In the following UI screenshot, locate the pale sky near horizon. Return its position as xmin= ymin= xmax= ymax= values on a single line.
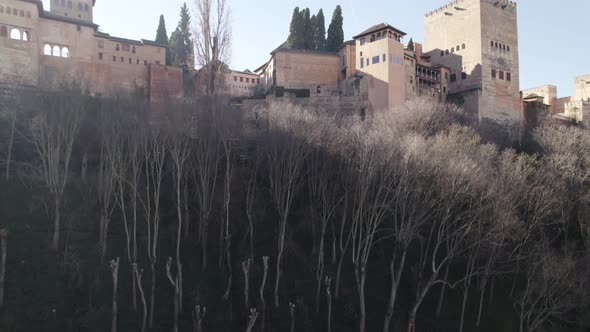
xmin=40 ymin=0 xmax=588 ymax=97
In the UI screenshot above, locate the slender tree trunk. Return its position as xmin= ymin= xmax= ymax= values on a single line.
xmin=274 ymin=216 xmax=287 ymax=308
xmin=175 ymin=174 xmax=183 ymax=312
xmin=289 ymin=303 xmax=296 ymax=332
xmin=435 ymin=265 xmax=450 ymax=317
xmin=407 ymin=275 xmax=436 ymax=332
xmin=223 ymin=235 xmax=232 ymax=301
xmin=183 ymin=182 xmax=190 ymax=239
xmin=335 ymin=247 xmax=346 ymax=299
xmin=110 ymin=258 xmax=120 ymax=332
xmin=260 ymin=256 xmax=269 ymax=331
xmin=245 ymin=309 xmax=258 ymax=332
xmin=326 ymin=277 xmax=332 ymax=332
xmin=81 ymin=152 xmax=88 ymax=184
xmin=149 ymin=260 xmax=156 ymax=329
xmin=242 ymin=259 xmax=251 ymax=309
xmin=476 ymin=274 xmax=488 ymax=327
xmin=52 ymin=198 xmax=61 ymax=251
xmin=201 ymin=220 xmax=208 ymax=270
xmin=247 ymin=213 xmax=254 ymax=260
xmin=315 ymin=224 xmax=327 ymax=314
xmin=5 ymin=111 xmax=15 ymax=181
xmin=0 ymin=230 xmax=7 ymax=307
xmin=134 ymin=264 xmax=147 ymax=332
xmin=384 ymin=250 xmax=407 ymax=332
xmin=355 ymin=265 xmax=367 ymax=332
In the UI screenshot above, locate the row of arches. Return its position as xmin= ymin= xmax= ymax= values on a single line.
xmin=0 ymin=26 xmax=31 ymax=41
xmin=0 ymin=5 xmax=32 ymax=18
xmin=440 ymin=43 xmax=466 ymax=57
xmin=44 ymin=44 xmax=70 ymax=58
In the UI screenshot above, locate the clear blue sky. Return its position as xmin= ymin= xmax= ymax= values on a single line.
xmin=41 ymin=0 xmax=588 ymax=97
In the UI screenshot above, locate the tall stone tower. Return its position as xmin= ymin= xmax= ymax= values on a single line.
xmin=424 ymin=0 xmax=521 ymax=141
xmin=50 ymin=0 xmax=95 ymax=23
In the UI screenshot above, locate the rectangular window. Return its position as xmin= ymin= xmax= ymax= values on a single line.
xmin=372 ymin=56 xmax=380 ymax=64
xmin=137 ymin=59 xmax=140 ymax=64
xmin=98 ymin=40 xmax=104 ymax=48
xmin=98 ymin=52 xmax=103 ymax=60
xmin=499 ymin=71 xmax=504 ymax=80
xmin=461 ymin=72 xmax=467 ymax=80
xmin=121 ymin=57 xmax=124 ymax=63
xmin=360 ymin=58 xmax=364 ymax=68
xmin=360 ymin=37 xmax=366 ymax=46
xmin=491 ymin=69 xmax=496 ymax=79
xmin=450 ymin=74 xmax=457 ymax=82
xmin=240 ymin=77 xmax=243 ymax=82
xmin=507 ymin=72 xmax=511 ymax=81
xmin=382 ymin=54 xmax=386 ymax=62
xmin=112 ymin=56 xmax=116 ymax=62
xmin=129 ymin=58 xmax=132 ymax=64
xmin=342 ymin=55 xmax=346 ymax=66
xmin=144 ymin=60 xmax=148 ymax=65
xmin=366 ymin=58 xmax=370 ymax=66
xmin=234 ymin=76 xmax=237 ymax=81
xmin=246 ymin=78 xmax=250 ymax=83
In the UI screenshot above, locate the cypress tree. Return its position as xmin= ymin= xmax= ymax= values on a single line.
xmin=170 ymin=3 xmax=195 ymax=68
xmin=314 ymin=9 xmax=326 ymax=51
xmin=302 ymin=8 xmax=313 ymax=50
xmin=326 ymin=5 xmax=344 ymax=52
xmin=155 ymin=15 xmax=171 ymax=65
xmin=407 ymin=37 xmax=415 ymax=51
xmin=287 ymin=7 xmax=301 ymax=49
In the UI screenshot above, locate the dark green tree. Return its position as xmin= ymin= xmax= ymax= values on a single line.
xmin=407 ymin=37 xmax=414 ymax=51
xmin=326 ymin=5 xmax=344 ymax=52
xmin=313 ymin=9 xmax=326 ymax=51
xmin=169 ymin=3 xmax=195 ymax=68
xmin=287 ymin=7 xmax=305 ymax=49
xmin=155 ymin=15 xmax=172 ymax=66
xmin=302 ymin=8 xmax=313 ymax=50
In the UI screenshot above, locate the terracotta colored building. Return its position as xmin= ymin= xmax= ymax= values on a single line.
xmin=0 ymin=0 xmax=182 ymax=102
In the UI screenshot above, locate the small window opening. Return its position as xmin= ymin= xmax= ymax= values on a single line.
xmin=44 ymin=44 xmax=52 ymax=55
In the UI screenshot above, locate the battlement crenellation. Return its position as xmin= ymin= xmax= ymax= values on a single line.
xmin=425 ymin=0 xmax=517 ymax=18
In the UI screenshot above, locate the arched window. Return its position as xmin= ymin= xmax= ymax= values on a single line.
xmin=84 ymin=4 xmax=89 ymax=12
xmin=491 ymin=41 xmax=494 ymax=47
xmin=456 ymin=45 xmax=460 ymax=51
xmin=132 ymin=46 xmax=136 ymax=54
xmin=451 ymin=47 xmax=454 ymax=53
xmin=61 ymin=47 xmax=69 ymax=58
xmin=0 ymin=26 xmax=7 ymax=38
xmin=115 ymin=44 xmax=120 ymax=51
xmin=52 ymin=45 xmax=60 ymax=56
xmin=19 ymin=10 xmax=24 ymax=17
xmin=44 ymin=44 xmax=52 ymax=55
xmin=445 ymin=49 xmax=449 ymax=55
xmin=462 ymin=43 xmax=466 ymax=49
xmin=22 ymin=31 xmax=29 ymax=41
xmin=440 ymin=51 xmax=444 ymax=57
xmin=12 ymin=8 xmax=18 ymax=16
xmin=10 ymin=28 xmax=20 ymax=40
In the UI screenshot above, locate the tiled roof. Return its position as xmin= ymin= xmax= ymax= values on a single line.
xmin=353 ymin=23 xmax=407 ymax=39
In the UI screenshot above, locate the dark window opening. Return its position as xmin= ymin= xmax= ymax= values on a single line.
xmin=450 ymin=73 xmax=457 ymax=82
xmin=115 ymin=44 xmax=120 ymax=51
xmin=0 ymin=26 xmax=6 ymax=38
xmin=112 ymin=56 xmax=116 ymax=62
xmin=98 ymin=52 xmax=103 ymax=60
xmin=372 ymin=56 xmax=380 ymax=64
xmin=121 ymin=57 xmax=124 ymax=63
xmin=499 ymin=71 xmax=504 ymax=80
xmin=491 ymin=69 xmax=496 ymax=79
xmin=462 ymin=43 xmax=466 ymax=49
xmin=360 ymin=58 xmax=364 ymax=68
xmin=461 ymin=72 xmax=467 ymax=80
xmin=129 ymin=58 xmax=132 ymax=64
xmin=507 ymin=72 xmax=511 ymax=81
xmin=132 ymin=46 xmax=136 ymax=54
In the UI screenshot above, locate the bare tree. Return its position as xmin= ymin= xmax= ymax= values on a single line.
xmin=166 ymin=257 xmax=181 ymax=332
xmin=289 ymin=302 xmax=296 ymax=332
xmin=141 ymin=130 xmax=167 ymax=328
xmin=515 ymin=249 xmax=585 ymax=332
xmin=263 ymin=102 xmax=310 ymax=308
xmin=169 ymin=132 xmax=191 ymax=311
xmin=325 ymin=277 xmax=332 ymax=332
xmin=133 ymin=263 xmax=148 ymax=332
xmin=383 ymin=160 xmax=434 ymax=332
xmin=192 ymin=121 xmax=219 ymax=271
xmin=109 ymin=258 xmax=120 ymax=332
xmin=97 ymin=120 xmax=118 ymax=263
xmin=1 ymin=86 xmax=20 ymax=181
xmin=245 ymin=156 xmax=258 ymax=260
xmin=350 ymin=132 xmax=397 ymax=332
xmin=0 ymin=229 xmax=7 ymax=307
xmin=30 ymin=89 xmax=81 ymax=251
xmin=193 ymin=0 xmax=232 ymax=95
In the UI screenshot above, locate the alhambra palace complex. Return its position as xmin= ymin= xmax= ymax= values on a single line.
xmin=0 ymin=0 xmax=588 ymax=135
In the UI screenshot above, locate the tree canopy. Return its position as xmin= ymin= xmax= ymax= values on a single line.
xmin=169 ymin=3 xmax=195 ymax=69
xmin=155 ymin=15 xmax=172 ymax=66
xmin=287 ymin=6 xmax=337 ymax=51
xmin=326 ymin=5 xmax=344 ymax=52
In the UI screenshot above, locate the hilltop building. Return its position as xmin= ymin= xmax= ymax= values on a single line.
xmin=522 ymin=75 xmax=590 ymax=126
xmin=0 ymin=0 xmax=182 ymax=103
